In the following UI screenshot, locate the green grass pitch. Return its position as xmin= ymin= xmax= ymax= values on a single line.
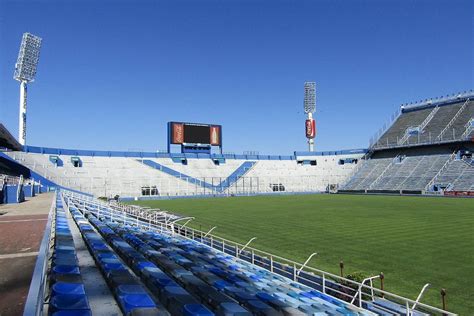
xmin=128 ymin=194 xmax=473 ymax=314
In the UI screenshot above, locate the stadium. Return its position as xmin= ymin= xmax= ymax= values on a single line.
xmin=0 ymin=1 xmax=473 ymax=316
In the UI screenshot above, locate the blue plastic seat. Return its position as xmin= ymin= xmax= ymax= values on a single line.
xmin=120 ymin=294 xmax=156 ymax=314
xmin=183 ymin=304 xmax=214 ymax=316
xmin=49 ymin=294 xmax=90 ymax=312
xmin=217 ymin=302 xmax=251 ymax=316
xmin=117 ymin=284 xmax=147 ymax=296
xmin=52 ymin=283 xmax=86 ymax=296
xmin=52 ymin=310 xmax=92 ymax=316
xmin=103 ymin=262 xmax=126 ymax=272
xmin=52 ymin=265 xmax=81 ymax=275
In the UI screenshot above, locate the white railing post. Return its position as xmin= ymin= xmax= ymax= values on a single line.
xmin=411 ymin=283 xmax=431 ymax=314
xmin=297 ymin=252 xmax=318 ymax=275
xmin=322 ymin=274 xmax=326 ymax=293
xmin=238 ymin=237 xmax=257 ymax=255
xmin=203 ymin=226 xmax=217 ymax=238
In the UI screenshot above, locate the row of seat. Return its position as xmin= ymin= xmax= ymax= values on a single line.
xmin=48 ymin=195 xmax=91 ymax=316
xmin=80 ymin=207 xmax=246 ymax=316
xmin=66 ymin=196 xmax=369 ymax=316
xmin=68 ymin=203 xmax=167 ymax=315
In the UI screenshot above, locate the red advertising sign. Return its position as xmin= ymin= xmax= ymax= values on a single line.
xmin=171 ymin=123 xmax=184 ymax=144
xmin=305 ymin=119 xmax=316 ymax=139
xmin=210 ymin=126 xmax=220 ymax=145
xmin=444 ymin=191 xmax=474 ymax=197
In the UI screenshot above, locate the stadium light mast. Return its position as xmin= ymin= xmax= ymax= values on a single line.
xmin=13 ymin=33 xmax=42 ymax=146
xmin=304 ymin=82 xmax=316 ymax=151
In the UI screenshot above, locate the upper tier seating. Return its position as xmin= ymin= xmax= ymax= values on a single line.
xmin=373 ymin=100 xmax=474 ymax=149
xmin=375 ymin=108 xmax=432 ymax=148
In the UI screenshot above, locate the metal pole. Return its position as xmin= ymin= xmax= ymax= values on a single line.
xmin=18 ymin=81 xmax=27 ymax=145
xmin=238 ymin=237 xmax=257 ymax=254
xmin=441 ymin=288 xmax=447 ymax=313
xmin=297 ymin=252 xmax=317 ymax=275
xmin=203 ymin=226 xmax=217 ymax=237
xmin=411 ymin=283 xmax=431 ymax=312
xmin=380 ymin=272 xmax=385 ymax=298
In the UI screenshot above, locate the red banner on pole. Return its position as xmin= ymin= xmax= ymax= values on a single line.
xmin=306 ymin=119 xmax=316 ymax=139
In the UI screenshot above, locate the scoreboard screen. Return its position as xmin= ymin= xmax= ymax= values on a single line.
xmin=184 ymin=124 xmax=210 ymax=144
xmin=169 ymin=122 xmax=221 ymax=146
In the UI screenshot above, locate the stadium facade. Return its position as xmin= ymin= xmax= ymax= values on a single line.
xmin=2 ymin=91 xmax=473 ymax=200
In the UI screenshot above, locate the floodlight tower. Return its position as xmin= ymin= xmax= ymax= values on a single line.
xmin=304 ymin=82 xmax=316 ymax=151
xmin=13 ymin=33 xmax=42 ymax=146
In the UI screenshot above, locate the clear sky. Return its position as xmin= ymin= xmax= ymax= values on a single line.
xmin=0 ymin=0 xmax=472 ymax=154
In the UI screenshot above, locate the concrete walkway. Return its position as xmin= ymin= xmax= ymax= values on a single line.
xmin=0 ymin=193 xmax=53 ymax=316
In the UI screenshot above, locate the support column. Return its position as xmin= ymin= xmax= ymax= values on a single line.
xmin=18 ymin=81 xmax=28 ymax=145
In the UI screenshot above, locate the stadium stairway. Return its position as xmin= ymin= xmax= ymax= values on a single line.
xmin=138 ymin=159 xmax=256 ymax=193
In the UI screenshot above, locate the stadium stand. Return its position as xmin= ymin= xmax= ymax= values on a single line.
xmin=5 ymin=147 xmax=365 ymax=198
xmin=342 ymin=92 xmax=474 ymax=194
xmin=24 ymin=189 xmax=454 ymax=315
xmin=372 ymin=93 xmax=473 ymax=149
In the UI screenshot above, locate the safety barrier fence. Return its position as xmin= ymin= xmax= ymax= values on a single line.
xmin=23 ymin=195 xmax=56 ymax=316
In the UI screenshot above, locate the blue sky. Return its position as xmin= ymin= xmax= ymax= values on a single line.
xmin=0 ymin=0 xmax=472 ymax=154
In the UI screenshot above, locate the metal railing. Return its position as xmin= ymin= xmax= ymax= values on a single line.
xmin=62 ymin=189 xmax=456 ymax=316
xmin=437 ymin=98 xmax=470 ymax=140
xmin=23 ymin=194 xmax=56 ymax=316
xmin=425 ymin=151 xmax=456 ymax=192
xmin=460 ymin=118 xmax=474 ymax=139
xmin=398 ymin=106 xmax=439 ymax=146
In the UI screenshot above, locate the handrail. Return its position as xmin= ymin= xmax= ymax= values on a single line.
xmin=238 ymin=237 xmax=257 ymax=255
xmin=203 ymin=226 xmax=218 ymax=238
xmin=461 ymin=118 xmax=474 ymax=139
xmin=398 ymin=106 xmax=439 ymax=146
xmin=297 ymin=252 xmax=317 ymax=275
xmin=62 ymin=190 xmax=457 ymax=316
xmin=411 ymin=283 xmax=431 ymax=313
xmin=425 ymin=151 xmax=456 ymax=192
xmin=367 ymin=157 xmax=396 ymax=190
xmin=23 ymin=193 xmax=55 ymax=316
xmin=350 ymin=275 xmax=380 ymax=307
xmin=437 ymin=98 xmax=470 ymax=140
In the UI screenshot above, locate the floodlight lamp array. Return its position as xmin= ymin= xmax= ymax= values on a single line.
xmin=304 ymin=82 xmax=316 ymax=114
xmin=14 ymin=33 xmax=42 ymax=82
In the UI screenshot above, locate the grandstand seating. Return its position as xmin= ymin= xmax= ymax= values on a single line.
xmin=49 ymin=195 xmax=91 ymax=315
xmin=342 ymin=153 xmax=474 ymax=193
xmin=6 ymin=150 xmax=363 ymax=198
xmin=434 ymin=159 xmax=474 ymax=191
xmin=50 ymin=191 xmax=379 ymax=315
xmin=373 ymin=99 xmax=474 ymax=149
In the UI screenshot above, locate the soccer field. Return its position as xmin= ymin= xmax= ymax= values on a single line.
xmin=129 ymin=194 xmax=473 ymax=314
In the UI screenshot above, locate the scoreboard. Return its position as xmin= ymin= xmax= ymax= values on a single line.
xmin=168 ymin=122 xmax=222 ymax=153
